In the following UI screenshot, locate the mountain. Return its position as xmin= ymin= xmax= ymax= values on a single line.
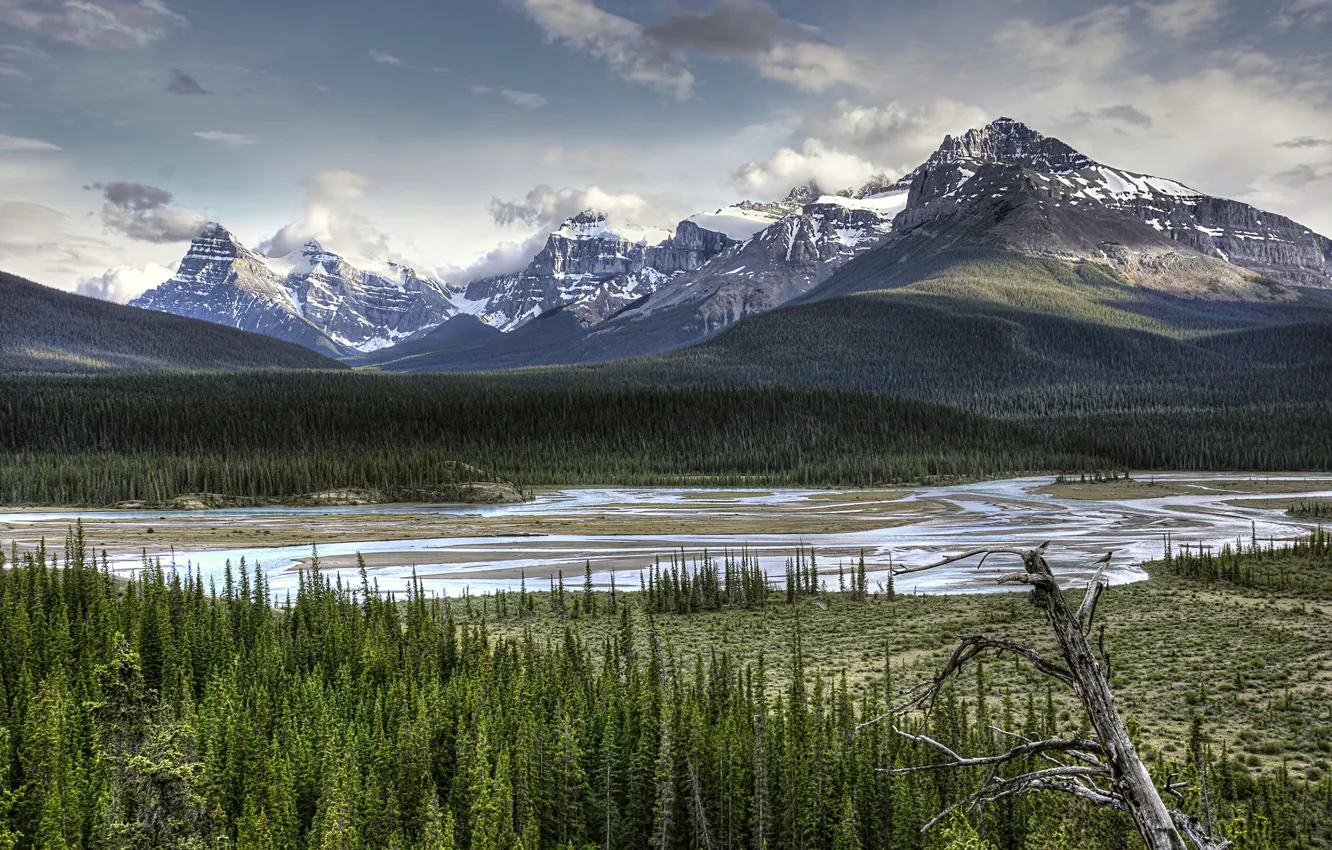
xmin=588 ymin=182 xmax=909 ymax=348
xmin=873 ymin=116 xmax=1330 ymax=294
xmin=366 ymin=117 xmax=1332 ymax=373
xmin=360 ymin=181 xmax=910 ymax=371
xmin=461 ymin=213 xmax=735 ymax=329
xmin=0 ymin=271 xmax=342 ymax=372
xmin=131 ymin=224 xmax=463 ymax=355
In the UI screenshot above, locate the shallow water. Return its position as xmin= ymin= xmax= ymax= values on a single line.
xmin=3 ymin=473 xmax=1327 ymax=598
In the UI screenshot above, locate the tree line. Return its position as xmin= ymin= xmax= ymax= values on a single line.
xmin=2 ymin=373 xmax=1329 ymax=505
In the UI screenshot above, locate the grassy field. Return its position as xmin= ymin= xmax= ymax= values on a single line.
xmin=484 ymin=549 xmax=1332 ymax=784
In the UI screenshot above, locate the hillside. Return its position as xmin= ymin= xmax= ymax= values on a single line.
xmin=0 ymin=271 xmax=343 ymax=372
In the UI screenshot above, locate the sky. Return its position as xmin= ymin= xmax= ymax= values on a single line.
xmin=0 ymin=0 xmax=1330 ymax=301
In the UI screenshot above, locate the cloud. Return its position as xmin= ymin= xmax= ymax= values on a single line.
xmin=1274 ymin=0 xmax=1332 ymax=27
xmin=258 ymin=170 xmax=401 ymax=263
xmin=489 ymin=184 xmax=650 ymax=228
xmin=519 ymin=0 xmax=695 ymax=100
xmin=993 ymin=7 xmax=1131 ymax=73
xmin=776 ymin=99 xmax=990 ymax=180
xmin=0 ymin=133 xmax=61 ymax=151
xmin=0 ymin=200 xmax=125 ymax=280
xmin=0 ymin=41 xmax=48 ymax=73
xmin=93 ymin=180 xmax=207 ymax=242
xmin=752 ymin=40 xmax=866 ymax=93
xmin=644 ymin=0 xmax=787 ymax=54
xmin=472 ymin=84 xmax=548 ymax=108
xmin=368 ymin=50 xmax=404 ymax=66
xmin=75 ymin=261 xmax=173 ymax=303
xmin=730 ymin=139 xmax=882 ymax=196
xmin=499 ymin=88 xmax=548 ymax=108
xmin=192 ymin=130 xmax=256 ymax=147
xmin=1071 ymin=104 xmax=1155 ymax=129
xmin=166 ymin=68 xmax=211 ymax=95
xmin=444 ymin=184 xmax=657 ymax=281
xmin=0 ymin=0 xmax=186 ymax=49
xmin=1277 ymin=136 xmax=1332 ymax=148
xmin=1141 ymin=0 xmax=1225 ymax=36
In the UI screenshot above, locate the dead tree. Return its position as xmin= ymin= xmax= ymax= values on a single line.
xmin=863 ymin=545 xmax=1229 ymax=850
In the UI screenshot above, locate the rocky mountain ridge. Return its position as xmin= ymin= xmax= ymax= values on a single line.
xmin=899 ymin=117 xmax=1332 ymax=289
xmin=138 ymin=118 xmax=1332 ymax=364
xmin=131 ymin=224 xmax=462 ymax=354
xmin=461 ymin=212 xmax=735 ymax=329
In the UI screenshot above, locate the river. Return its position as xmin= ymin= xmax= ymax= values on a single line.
xmin=1 ymin=473 xmax=1327 ymax=597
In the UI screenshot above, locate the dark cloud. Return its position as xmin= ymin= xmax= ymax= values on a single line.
xmin=645 ymin=0 xmax=787 ymax=55
xmin=166 ymin=68 xmax=212 ymax=95
xmin=1096 ymin=105 xmax=1153 ymax=128
xmin=1277 ymin=136 xmax=1332 ymax=148
xmin=91 ymin=180 xmax=208 ymax=242
xmin=1071 ymin=105 xmax=1153 ymax=128
xmin=1269 ymin=163 xmax=1329 ymax=188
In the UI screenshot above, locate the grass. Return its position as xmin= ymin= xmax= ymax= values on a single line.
xmin=482 ymin=550 xmax=1332 ymax=782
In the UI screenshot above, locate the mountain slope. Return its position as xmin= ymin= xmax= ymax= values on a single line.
xmin=461 ymin=214 xmax=735 ymax=329
xmin=131 ymin=224 xmax=462 ymax=355
xmin=0 ymin=271 xmax=342 ymax=372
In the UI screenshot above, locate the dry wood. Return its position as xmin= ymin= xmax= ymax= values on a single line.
xmin=872 ymin=545 xmax=1232 ymax=850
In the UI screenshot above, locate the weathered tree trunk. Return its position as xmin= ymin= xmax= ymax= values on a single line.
xmin=1020 ymin=551 xmax=1188 ymax=850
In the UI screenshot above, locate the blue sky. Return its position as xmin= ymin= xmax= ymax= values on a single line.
xmin=1 ymin=0 xmax=1330 ymax=300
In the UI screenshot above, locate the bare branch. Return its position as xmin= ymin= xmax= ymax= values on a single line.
xmin=881 ymin=729 xmax=1104 ymax=776
xmin=997 ymin=571 xmax=1056 ymax=589
xmin=1170 ymin=810 xmax=1234 ymax=850
xmin=890 ymin=548 xmax=1028 ymax=577
xmin=858 ymin=636 xmax=1075 ymax=729
xmin=919 ymin=765 xmax=1116 ymax=832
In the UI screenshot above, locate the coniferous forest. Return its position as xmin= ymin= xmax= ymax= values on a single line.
xmin=1 ymin=527 xmax=1330 ymax=850
xmin=2 ymin=372 xmax=1330 ymax=505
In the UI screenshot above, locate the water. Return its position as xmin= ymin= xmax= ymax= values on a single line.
xmin=3 ymin=473 xmax=1327 ymax=597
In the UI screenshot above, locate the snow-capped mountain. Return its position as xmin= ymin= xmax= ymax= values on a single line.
xmin=131 ymin=224 xmax=463 ymax=354
xmin=461 ymin=213 xmax=734 ymax=329
xmin=898 ymin=117 xmax=1332 ymax=288
xmin=584 ymin=181 xmax=909 ymax=342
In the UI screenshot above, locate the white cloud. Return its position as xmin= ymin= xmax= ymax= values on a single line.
xmin=473 ymin=84 xmax=549 ymax=108
xmin=993 ymin=7 xmax=1132 ymax=73
xmin=368 ymin=49 xmax=404 ymax=66
xmin=730 ymin=139 xmax=882 ymax=196
xmin=500 ymin=88 xmax=548 ymax=108
xmin=0 ymin=133 xmax=60 ymax=151
xmin=1141 ymin=0 xmax=1225 ymax=37
xmin=753 ymin=41 xmax=866 ymax=93
xmin=519 ymin=0 xmax=695 ymax=100
xmin=0 ymin=0 xmax=187 ymax=50
xmin=259 ymin=170 xmax=402 ymax=264
xmin=192 ymin=130 xmax=256 ymax=147
xmin=442 ymin=184 xmax=660 ymax=281
xmin=793 ymin=99 xmax=991 ymax=171
xmin=75 ymin=261 xmax=173 ymax=302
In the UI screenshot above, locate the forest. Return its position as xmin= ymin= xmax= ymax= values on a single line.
xmin=2 ymin=372 xmax=1330 ymax=505
xmin=0 ymin=525 xmax=1330 ymax=849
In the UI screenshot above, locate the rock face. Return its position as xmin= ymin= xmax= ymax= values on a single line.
xmin=132 ymin=224 xmax=462 ymax=354
xmin=590 ymin=183 xmax=909 ymax=344
xmin=899 ymin=118 xmax=1332 ymax=289
xmin=462 ymin=214 xmax=735 ymax=329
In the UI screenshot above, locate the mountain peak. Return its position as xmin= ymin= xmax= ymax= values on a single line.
xmin=784 ymin=183 xmax=824 ymax=205
xmin=197 ymin=221 xmax=237 ymax=242
xmin=930 ymin=117 xmax=1094 ymax=174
